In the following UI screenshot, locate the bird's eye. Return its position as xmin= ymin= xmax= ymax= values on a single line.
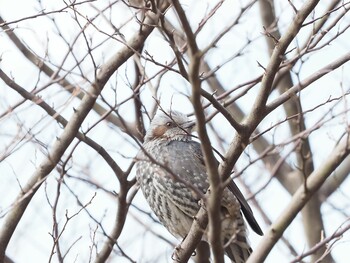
xmin=166 ymin=122 xmax=173 ymax=127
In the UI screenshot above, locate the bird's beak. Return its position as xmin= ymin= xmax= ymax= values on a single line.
xmin=182 ymin=120 xmax=196 ymax=131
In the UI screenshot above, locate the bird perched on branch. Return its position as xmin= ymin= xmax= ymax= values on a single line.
xmin=136 ymin=110 xmax=263 ymax=262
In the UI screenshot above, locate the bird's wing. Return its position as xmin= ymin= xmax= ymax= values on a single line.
xmin=157 ymin=140 xmax=263 ymax=235
xmin=159 ymin=140 xmax=209 ymax=217
xmin=227 ymin=181 xmax=263 ymax=235
xmin=188 ymin=140 xmax=263 ymax=236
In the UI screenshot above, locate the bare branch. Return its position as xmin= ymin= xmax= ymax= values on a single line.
xmin=247 ymin=134 xmax=350 ymax=263
xmin=0 ymin=3 xmax=162 ymax=260
xmin=266 ymin=51 xmax=350 ymax=113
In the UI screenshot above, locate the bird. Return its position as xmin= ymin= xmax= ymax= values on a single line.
xmin=136 ymin=110 xmax=263 ymax=262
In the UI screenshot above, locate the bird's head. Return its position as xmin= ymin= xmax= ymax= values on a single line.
xmin=144 ymin=110 xmax=195 ymax=143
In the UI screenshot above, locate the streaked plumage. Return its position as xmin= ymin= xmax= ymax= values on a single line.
xmin=136 ymin=110 xmax=263 ymax=262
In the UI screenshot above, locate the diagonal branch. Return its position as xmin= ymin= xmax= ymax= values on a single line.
xmin=171 ymin=0 xmax=224 ymax=261
xmin=0 ymin=68 xmax=126 ymax=183
xmin=319 ymin=154 xmax=350 ymax=199
xmin=0 ymin=5 xmax=162 ymax=261
xmin=161 ymin=11 xmax=300 ymax=195
xmin=221 ymin=0 xmax=320 ymax=187
xmin=0 ymin=15 xmax=139 ymax=140
xmin=246 ymin=134 xmax=350 ymax=263
xmin=258 ymin=1 xmax=340 ymax=261
xmin=246 ymin=0 xmax=320 ymax=126
xmin=266 ymin=51 xmax=350 ymax=113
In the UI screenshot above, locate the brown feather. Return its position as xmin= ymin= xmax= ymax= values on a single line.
xmin=151 ymin=125 xmax=167 ymax=139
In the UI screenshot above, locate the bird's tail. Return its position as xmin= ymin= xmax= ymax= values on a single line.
xmin=224 ymin=233 xmax=252 ymax=263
